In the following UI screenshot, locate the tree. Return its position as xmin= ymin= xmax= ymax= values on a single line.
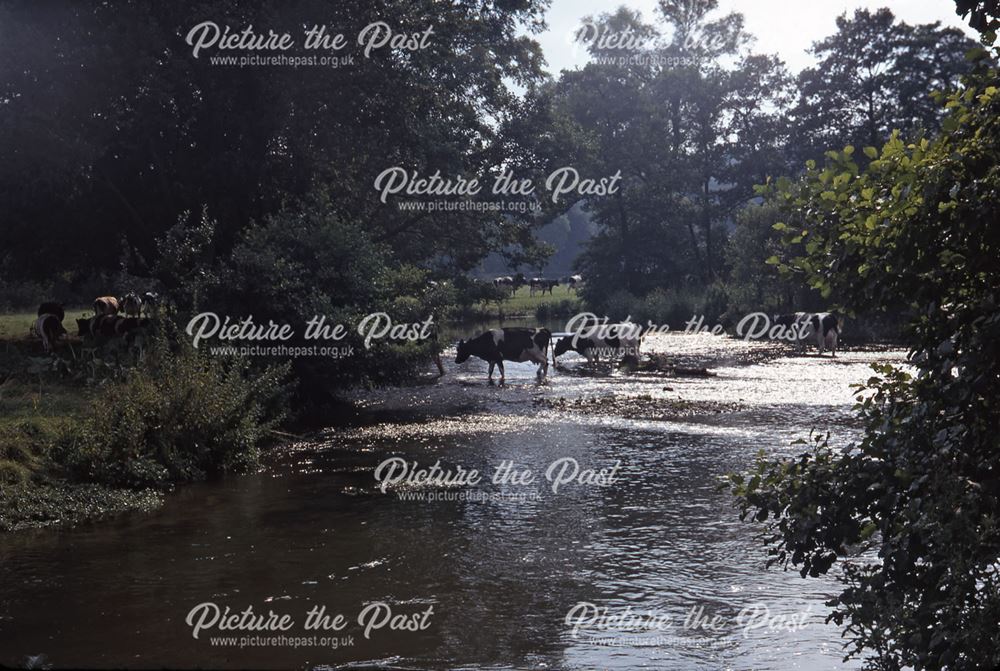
xmin=556 ymin=0 xmax=792 ymax=307
xmin=732 ymin=51 xmax=1000 ymax=670
xmin=723 ymin=202 xmax=801 ymax=313
xmin=955 ymin=0 xmax=1000 ymax=39
xmin=0 ymin=0 xmax=555 ymax=281
xmin=790 ymin=8 xmax=980 ymax=165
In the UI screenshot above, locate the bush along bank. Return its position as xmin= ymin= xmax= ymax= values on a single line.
xmin=0 ymin=330 xmax=290 ymax=532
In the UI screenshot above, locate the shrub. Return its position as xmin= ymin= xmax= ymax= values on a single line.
xmin=733 ymin=62 xmax=1000 ymax=669
xmin=60 ymin=334 xmax=290 ymax=489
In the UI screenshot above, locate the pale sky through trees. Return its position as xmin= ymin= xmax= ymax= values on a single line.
xmin=538 ymin=0 xmax=978 ymax=74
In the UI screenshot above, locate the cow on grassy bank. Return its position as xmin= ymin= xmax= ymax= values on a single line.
xmin=93 ymin=296 xmax=119 ymax=316
xmin=33 ymin=302 xmax=67 ymax=352
xmin=529 ymin=278 xmax=559 ymax=296
xmin=77 ymin=315 xmax=151 ymax=340
xmin=122 ymin=292 xmax=142 ymax=318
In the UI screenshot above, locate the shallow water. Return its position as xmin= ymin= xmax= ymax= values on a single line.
xmin=0 ymin=333 xmax=904 ymax=670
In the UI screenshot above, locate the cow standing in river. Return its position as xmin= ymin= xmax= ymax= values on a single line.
xmin=553 ymin=323 xmax=642 ymax=367
xmin=774 ymin=312 xmax=840 ymax=356
xmin=455 ymin=327 xmax=551 ymax=384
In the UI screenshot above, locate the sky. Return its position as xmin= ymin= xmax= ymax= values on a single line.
xmin=537 ymin=0 xmax=978 ymax=75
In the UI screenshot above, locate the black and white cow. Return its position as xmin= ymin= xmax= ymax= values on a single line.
xmin=552 ymin=323 xmax=642 ymax=366
xmin=774 ymin=312 xmax=840 ymax=356
xmin=529 ymin=278 xmax=559 ymax=296
xmin=567 ymin=274 xmax=583 ymax=292
xmin=121 ymin=292 xmax=142 ymax=318
xmin=492 ymin=276 xmax=515 ymax=296
xmin=455 ymin=327 xmax=551 ymax=384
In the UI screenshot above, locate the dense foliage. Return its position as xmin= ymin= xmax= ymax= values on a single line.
xmin=551 ymin=1 xmax=979 ymax=312
xmin=62 ymin=333 xmax=289 ymax=489
xmin=790 ymin=8 xmax=977 ymax=164
xmin=0 ymin=0 xmax=556 ymax=282
xmin=732 ymin=53 xmax=1000 ymax=669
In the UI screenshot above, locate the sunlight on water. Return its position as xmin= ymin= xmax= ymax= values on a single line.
xmin=0 ymin=333 xmax=906 ymax=670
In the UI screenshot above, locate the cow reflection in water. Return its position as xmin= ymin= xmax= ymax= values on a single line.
xmin=455 ymin=327 xmax=551 ymax=385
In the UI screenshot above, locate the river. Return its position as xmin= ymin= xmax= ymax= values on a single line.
xmin=0 ymin=330 xmax=903 ymax=670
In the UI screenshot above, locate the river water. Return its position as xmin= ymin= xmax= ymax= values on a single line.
xmin=0 ymin=330 xmax=903 ymax=670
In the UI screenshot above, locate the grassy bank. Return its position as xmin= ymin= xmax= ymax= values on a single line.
xmin=468 ymin=284 xmax=582 ymax=320
xmin=0 ymin=328 xmax=158 ymax=531
xmin=0 ymin=308 xmax=90 ymax=341
xmin=0 ymin=288 xmax=571 ymax=532
xmin=0 ymin=311 xmax=287 ymax=532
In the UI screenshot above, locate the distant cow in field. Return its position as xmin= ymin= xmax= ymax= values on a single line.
xmin=492 ymin=276 xmax=514 ymax=296
xmin=567 ymin=274 xmax=583 ymax=292
xmin=553 ymin=323 xmax=642 ymax=367
xmin=93 ymin=296 xmax=119 ymax=316
xmin=33 ymin=302 xmax=67 ymax=352
xmin=529 ymin=278 xmax=559 ymax=296
xmin=774 ymin=312 xmax=840 ymax=356
xmin=122 ymin=292 xmax=142 ymax=318
xmin=455 ymin=327 xmax=551 ymax=384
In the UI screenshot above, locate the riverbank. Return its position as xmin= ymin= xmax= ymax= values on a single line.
xmin=0 ymin=333 xmax=127 ymax=532
xmin=0 ymin=313 xmax=289 ymax=532
xmin=0 ymin=334 xmax=902 ymax=671
xmin=0 ymin=333 xmax=906 ymax=668
xmin=0 ymin=367 xmax=164 ymax=532
xmin=0 ymin=302 xmax=904 ymax=534
xmin=0 ymin=294 xmax=571 ymax=532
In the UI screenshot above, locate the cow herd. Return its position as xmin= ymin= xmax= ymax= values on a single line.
xmin=28 ymin=294 xmax=840 ymax=384
xmin=454 ymin=311 xmax=840 ymax=384
xmin=491 ymin=274 xmax=583 ymax=297
xmin=30 ymin=292 xmax=160 ymax=352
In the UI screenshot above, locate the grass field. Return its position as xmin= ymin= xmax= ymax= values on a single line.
xmin=0 ymin=309 xmax=93 ymax=487
xmin=0 ymin=308 xmax=90 ymax=342
xmin=478 ymin=284 xmax=583 ymax=318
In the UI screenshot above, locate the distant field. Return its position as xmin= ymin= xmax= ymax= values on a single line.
xmin=495 ymin=284 xmax=582 ymax=315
